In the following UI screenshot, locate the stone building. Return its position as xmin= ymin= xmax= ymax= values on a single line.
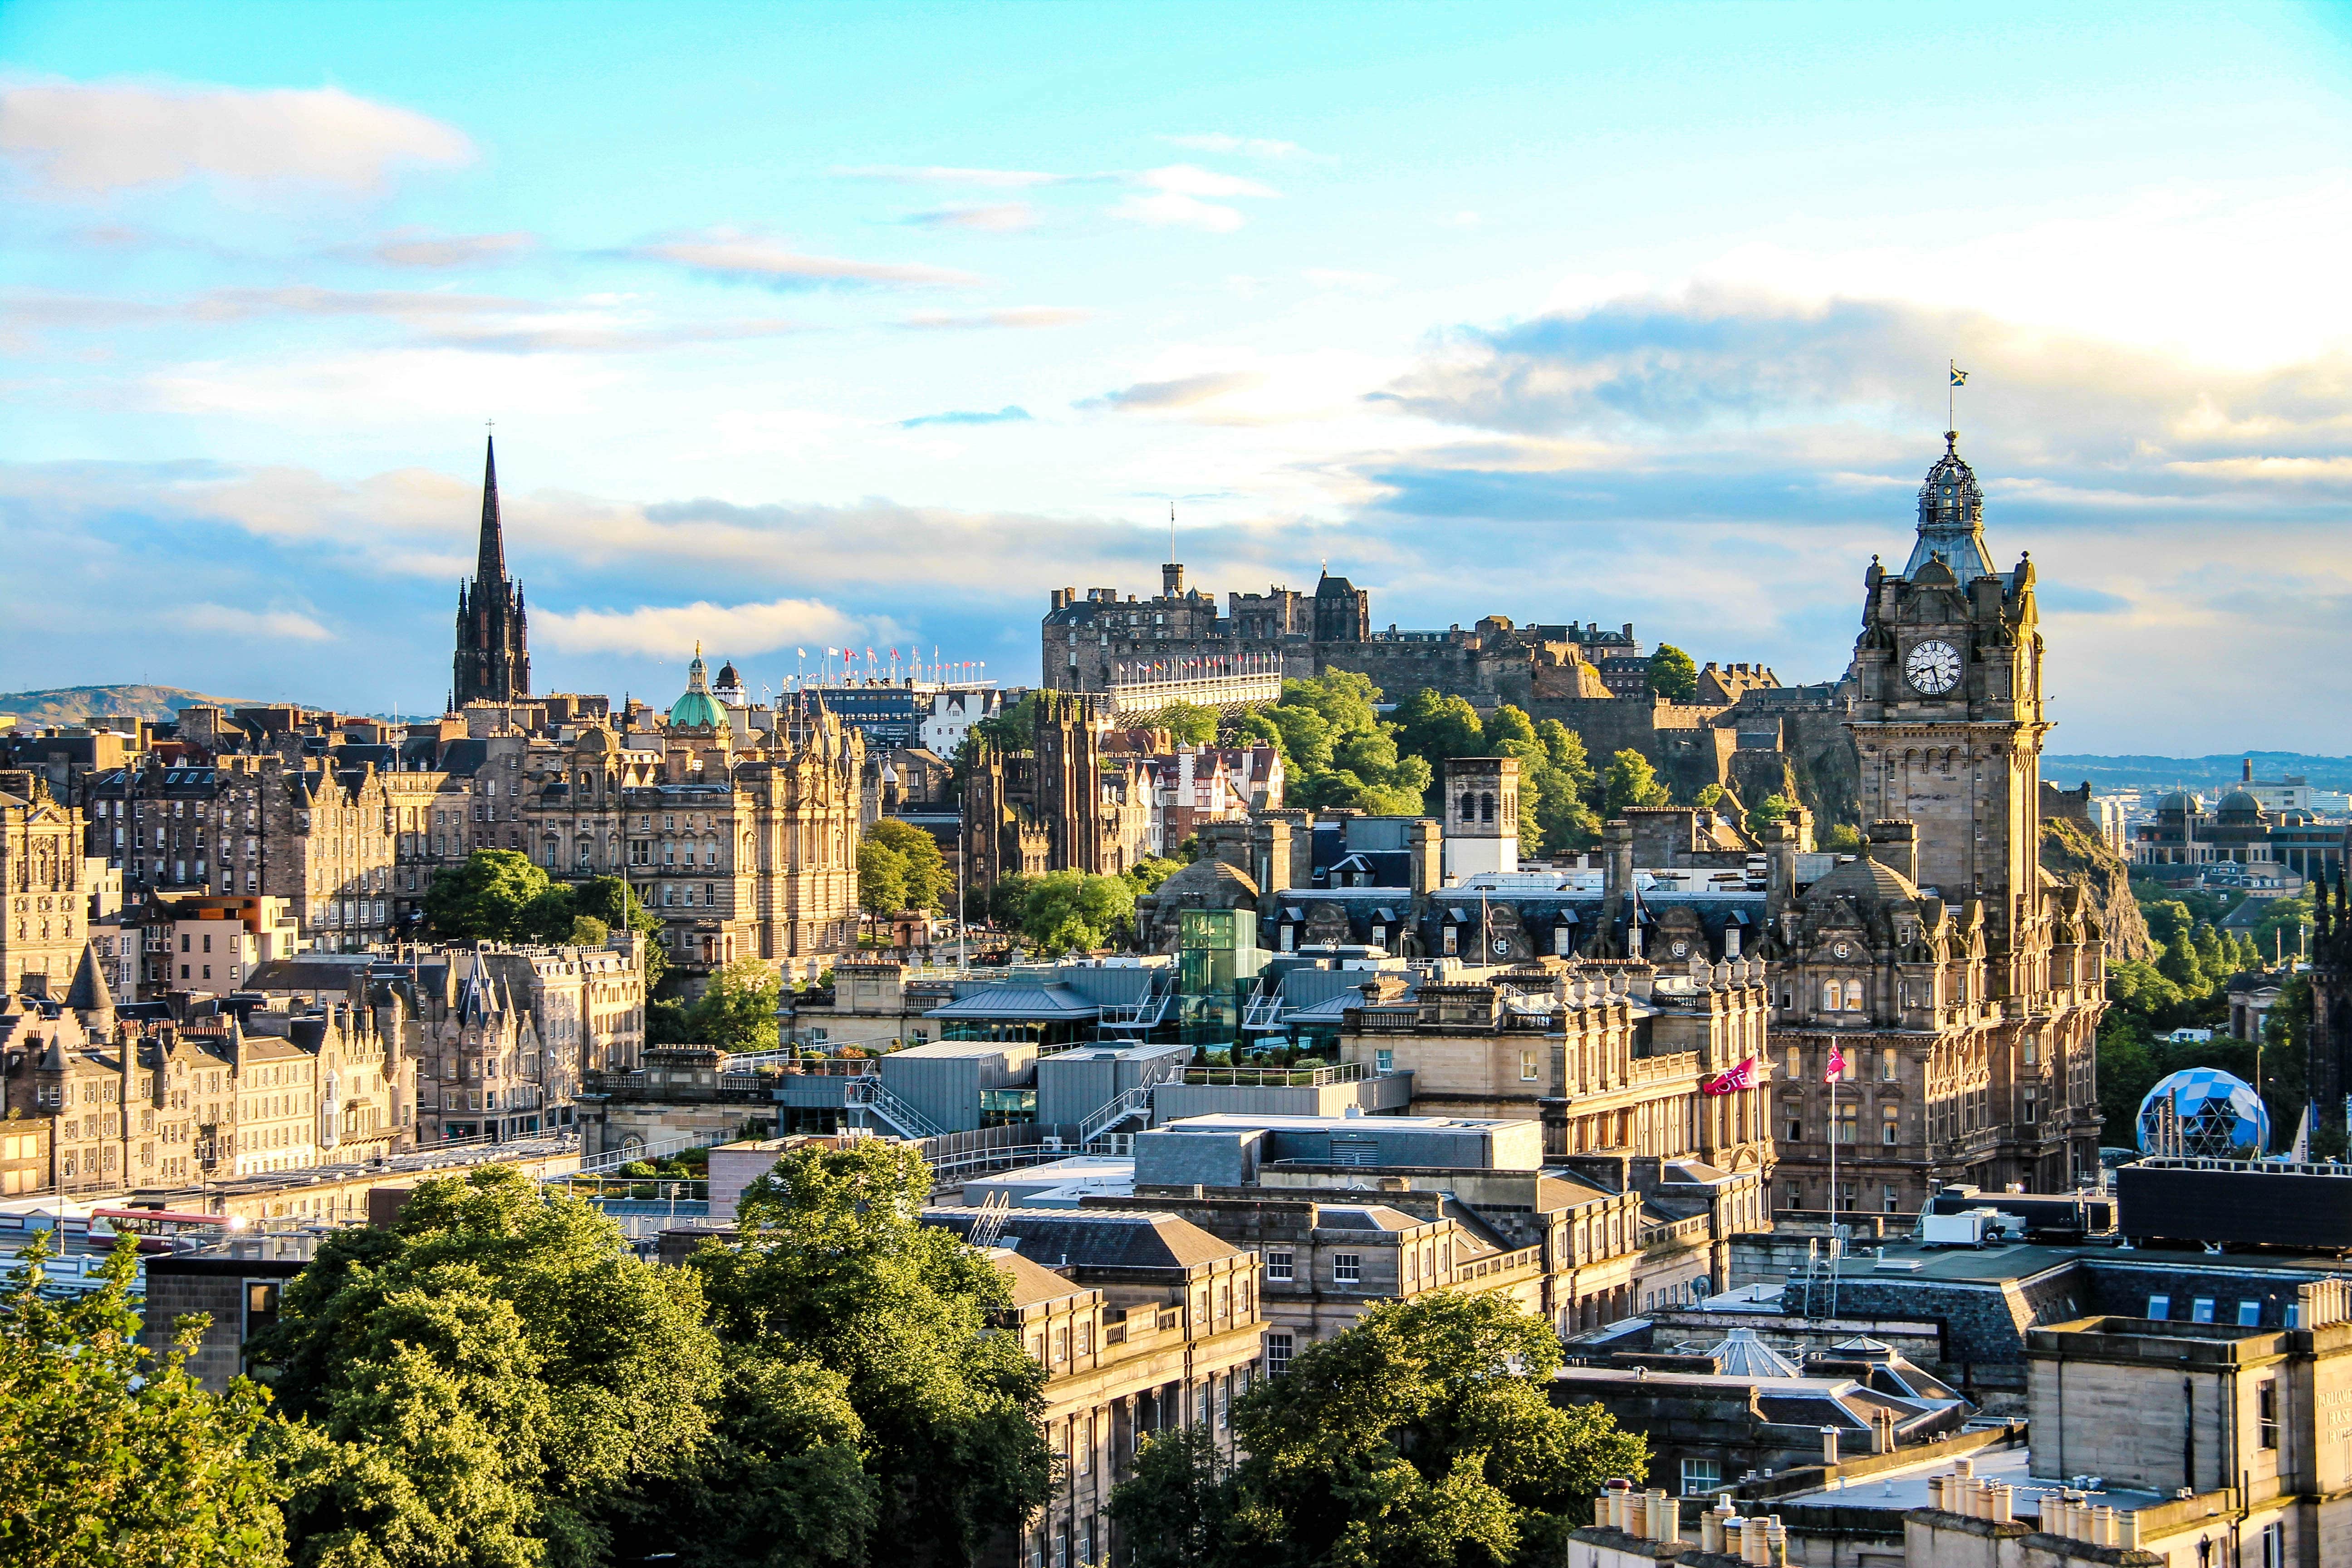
xmin=911 ymin=1208 xmax=1273 ymax=1568
xmin=1 ymin=769 xmax=88 ymax=996
xmin=451 ymin=435 xmax=530 ymax=709
xmin=1038 ymin=566 xmax=1860 ymax=818
xmin=962 ymin=691 xmax=1155 ymax=902
xmin=1763 ymin=434 xmax=2108 ymax=1210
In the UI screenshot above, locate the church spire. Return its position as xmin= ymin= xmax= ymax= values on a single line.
xmin=477 ymin=432 xmax=506 ymax=584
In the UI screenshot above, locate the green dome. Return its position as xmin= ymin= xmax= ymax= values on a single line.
xmin=668 ymin=645 xmax=727 ymax=730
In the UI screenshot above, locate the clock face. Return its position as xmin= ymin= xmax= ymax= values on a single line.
xmin=1905 ymin=638 xmax=1963 ymax=695
xmin=1670 ymin=940 xmax=1690 ymax=958
xmin=1832 ymin=941 xmax=1853 ymax=960
xmin=1490 ymin=936 xmax=1512 ymax=956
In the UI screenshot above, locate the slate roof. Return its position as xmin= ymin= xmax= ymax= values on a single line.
xmin=926 ymin=1207 xmax=1239 ymax=1273
xmin=923 ymin=982 xmax=1099 ymax=1021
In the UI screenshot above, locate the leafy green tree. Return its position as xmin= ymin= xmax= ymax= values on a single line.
xmin=987 ymin=872 xmax=1034 ymax=929
xmin=866 ymin=819 xmax=950 ymax=911
xmin=646 ymin=997 xmax=695 ymax=1047
xmin=1600 ymin=750 xmax=1670 ymax=818
xmin=1153 ymin=701 xmax=1220 ymax=746
xmin=574 ymin=876 xmax=667 ymax=986
xmin=1261 ymin=703 xmax=1336 ymax=774
xmin=568 ymin=915 xmax=611 ymax=946
xmin=1235 ymin=710 xmax=1287 ymax=756
xmin=972 ymin=692 xmax=1039 ymax=752
xmin=1820 ymin=823 xmax=1864 ymax=853
xmin=1392 ymin=689 xmax=1486 ymax=773
xmin=1279 ymin=670 xmax=1383 ymax=738
xmin=691 ymin=958 xmax=783 ymax=1053
xmin=423 ymin=850 xmax=555 ymax=942
xmin=689 ymin=1140 xmax=1052 ymax=1568
xmin=1482 ymin=705 xmax=1537 ymax=754
xmin=858 ymin=836 xmax=911 ymax=917
xmin=1112 ymin=1292 xmax=1645 ymax=1568
xmin=1127 ymin=855 xmax=1186 ymax=893
xmin=2156 ymin=930 xmax=2207 ymax=997
xmin=2193 ymin=921 xmax=2227 ymax=977
xmin=1016 ymin=870 xmax=1137 ymax=953
xmin=1646 ymin=644 xmax=1698 ymax=702
xmin=1748 ymin=793 xmax=1795 ymax=827
xmin=252 ymin=1166 xmax=723 ymax=1568
xmin=0 ymin=1234 xmax=288 ymax=1567
xmin=1524 ymin=721 xmax=1601 ymax=853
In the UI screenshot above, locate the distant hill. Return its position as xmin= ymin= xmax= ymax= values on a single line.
xmin=2043 ymin=753 xmax=2352 ymax=792
xmin=0 ymin=684 xmax=269 ymax=728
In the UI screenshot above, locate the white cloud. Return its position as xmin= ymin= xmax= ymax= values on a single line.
xmin=0 ymin=78 xmax=472 ymax=193
xmin=1139 ymin=164 xmax=1279 ymax=199
xmin=831 ymin=164 xmax=1076 ymax=188
xmin=353 ymin=229 xmax=538 ymax=268
xmin=1109 ymin=166 xmax=1278 ymax=233
xmin=904 ymin=202 xmax=1036 ymax=232
xmin=1159 ymin=133 xmax=1321 ymax=161
xmin=897 ymin=307 xmax=1090 ymax=330
xmin=534 ymin=596 xmax=874 ymax=658
xmin=627 ymin=231 xmax=983 ymax=289
xmin=172 ymin=603 xmax=335 ymax=641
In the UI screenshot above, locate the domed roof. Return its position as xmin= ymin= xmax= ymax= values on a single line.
xmin=668 ymin=643 xmax=726 ymax=730
xmin=1802 ymin=854 xmax=1921 ymax=909
xmin=2154 ymin=790 xmax=2205 ymax=815
xmin=715 ymin=659 xmax=741 ymax=688
xmin=2216 ymin=789 xmax=2265 ymax=821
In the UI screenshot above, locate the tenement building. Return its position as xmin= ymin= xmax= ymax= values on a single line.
xmin=1762 ymin=433 xmax=2107 ymax=1211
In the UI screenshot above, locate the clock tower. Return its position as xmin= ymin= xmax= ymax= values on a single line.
xmin=1761 ymin=429 xmax=2106 ymax=1216
xmin=1848 ymin=430 xmax=2046 ymax=982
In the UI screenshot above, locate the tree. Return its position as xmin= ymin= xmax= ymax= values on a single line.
xmin=1600 ymin=750 xmax=1670 ymax=818
xmin=1235 ymin=710 xmax=1287 ymax=756
xmin=0 ymin=1234 xmax=288 ymax=1567
xmin=1748 ymin=794 xmax=1795 ymax=827
xmin=1392 ymin=689 xmax=1486 ymax=774
xmin=568 ymin=915 xmax=611 ymax=946
xmin=689 ymin=1140 xmax=1052 ymax=1567
xmin=1127 ymin=856 xmax=1186 ymax=894
xmin=858 ymin=837 xmax=910 ymax=918
xmin=422 ymin=850 xmax=556 ymax=943
xmin=691 ymin=958 xmax=783 ymax=1053
xmin=1111 ymin=1292 xmax=1645 ymax=1568
xmin=1482 ymin=705 xmax=1537 ymax=754
xmin=574 ymin=876 xmax=667 ymax=986
xmin=1016 ymin=870 xmax=1137 ymax=953
xmin=250 ymin=1166 xmax=725 ymax=1568
xmin=1526 ymin=721 xmax=1601 ymax=854
xmin=1153 ymin=702 xmax=1220 ymax=747
xmin=865 ymin=819 xmax=950 ymax=911
xmin=1260 ymin=703 xmax=1336 ymax=774
xmin=1646 ymin=644 xmax=1698 ymax=702
xmin=1820 ymin=823 xmax=1864 ymax=853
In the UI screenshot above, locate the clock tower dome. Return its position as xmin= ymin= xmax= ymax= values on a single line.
xmin=1848 ymin=430 xmax=2047 ymax=979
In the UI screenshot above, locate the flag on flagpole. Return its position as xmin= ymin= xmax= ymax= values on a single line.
xmin=1949 ymin=364 xmax=1969 ymax=386
xmin=1825 ymin=1044 xmax=1846 ymax=1083
xmin=1702 ymin=1058 xmax=1757 ymax=1096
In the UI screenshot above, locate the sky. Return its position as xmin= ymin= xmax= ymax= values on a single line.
xmin=3 ymin=2 xmax=2351 ymax=752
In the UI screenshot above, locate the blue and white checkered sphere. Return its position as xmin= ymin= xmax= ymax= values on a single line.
xmin=2136 ymin=1067 xmax=2270 ymax=1156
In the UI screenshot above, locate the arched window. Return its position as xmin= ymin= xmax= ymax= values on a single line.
xmin=1479 ymin=793 xmax=1495 ymax=824
xmin=1843 ymin=980 xmax=1864 ymax=1011
xmin=1458 ymin=792 xmax=1476 ymax=820
xmin=1820 ymin=980 xmax=1840 ymax=1011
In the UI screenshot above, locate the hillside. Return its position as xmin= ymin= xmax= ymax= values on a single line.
xmin=0 ymin=684 xmax=268 ymax=728
xmin=2044 ymin=752 xmax=2352 ymax=792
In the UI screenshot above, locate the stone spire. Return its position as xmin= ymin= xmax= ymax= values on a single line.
xmin=476 ymin=433 xmax=506 ymax=584
xmin=64 ymin=941 xmax=113 ymax=1031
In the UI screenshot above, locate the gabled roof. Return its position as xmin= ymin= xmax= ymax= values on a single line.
xmin=927 ymin=1207 xmax=1240 ymax=1272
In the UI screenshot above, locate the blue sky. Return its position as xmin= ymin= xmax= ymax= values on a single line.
xmin=4 ymin=2 xmax=2351 ymax=750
